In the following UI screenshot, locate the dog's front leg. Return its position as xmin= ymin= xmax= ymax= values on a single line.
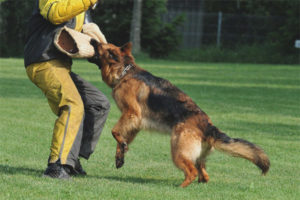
xmin=114 ymin=142 xmax=127 ymax=168
xmin=112 ymin=130 xmax=128 ymax=168
xmin=112 ymin=111 xmax=141 ymax=169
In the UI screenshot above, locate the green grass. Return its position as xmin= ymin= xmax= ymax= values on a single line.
xmin=0 ymin=58 xmax=300 ymax=200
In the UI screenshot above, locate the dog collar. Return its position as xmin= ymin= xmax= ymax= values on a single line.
xmin=120 ymin=63 xmax=134 ymax=78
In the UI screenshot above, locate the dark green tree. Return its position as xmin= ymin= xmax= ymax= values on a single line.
xmin=92 ymin=0 xmax=183 ymax=57
xmin=0 ymin=0 xmax=35 ymax=57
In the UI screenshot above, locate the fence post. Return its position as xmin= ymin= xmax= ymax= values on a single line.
xmin=217 ymin=11 xmax=222 ymax=48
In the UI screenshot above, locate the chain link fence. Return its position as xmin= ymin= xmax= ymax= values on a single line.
xmin=162 ymin=2 xmax=286 ymax=49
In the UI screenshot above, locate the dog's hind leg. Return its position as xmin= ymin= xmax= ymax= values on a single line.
xmin=171 ymin=126 xmax=202 ymax=187
xmin=173 ymin=155 xmax=198 ymax=187
xmin=196 ymin=161 xmax=209 ymax=183
xmin=196 ymin=144 xmax=212 ymax=183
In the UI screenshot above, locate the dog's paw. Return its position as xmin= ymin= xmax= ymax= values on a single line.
xmin=116 ymin=156 xmax=124 ymax=169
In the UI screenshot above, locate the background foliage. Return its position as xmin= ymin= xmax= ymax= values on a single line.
xmin=91 ymin=0 xmax=184 ymax=57
xmin=0 ymin=0 xmax=299 ymax=63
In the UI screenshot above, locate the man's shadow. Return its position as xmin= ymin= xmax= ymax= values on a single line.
xmin=0 ymin=164 xmax=179 ymax=186
xmin=0 ymin=164 xmax=44 ymax=176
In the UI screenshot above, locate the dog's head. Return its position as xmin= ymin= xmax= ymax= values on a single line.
xmin=89 ymin=40 xmax=135 ymax=87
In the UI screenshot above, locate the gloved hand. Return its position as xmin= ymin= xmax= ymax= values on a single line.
xmin=54 ymin=26 xmax=96 ymax=58
xmin=82 ymin=23 xmax=107 ymax=44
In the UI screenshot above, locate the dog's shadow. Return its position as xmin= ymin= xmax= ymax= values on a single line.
xmin=97 ymin=175 xmax=178 ymax=186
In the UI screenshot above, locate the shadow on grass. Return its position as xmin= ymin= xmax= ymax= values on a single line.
xmin=87 ymin=174 xmax=179 ymax=187
xmin=0 ymin=164 xmax=180 ymax=186
xmin=0 ymin=164 xmax=44 ymax=177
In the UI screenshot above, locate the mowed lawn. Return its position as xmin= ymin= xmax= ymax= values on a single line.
xmin=0 ymin=58 xmax=299 ymax=200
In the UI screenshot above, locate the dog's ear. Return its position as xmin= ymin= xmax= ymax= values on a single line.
xmin=120 ymin=42 xmax=132 ymax=56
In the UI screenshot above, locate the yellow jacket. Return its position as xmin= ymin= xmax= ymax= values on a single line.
xmin=24 ymin=0 xmax=97 ymax=67
xmin=39 ymin=0 xmax=97 ymax=28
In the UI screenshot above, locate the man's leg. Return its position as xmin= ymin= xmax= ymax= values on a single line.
xmin=70 ymin=72 xmax=110 ymax=159
xmin=26 ymin=60 xmax=85 ymax=178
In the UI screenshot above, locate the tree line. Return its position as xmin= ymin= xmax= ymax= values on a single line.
xmin=0 ymin=0 xmax=299 ymax=64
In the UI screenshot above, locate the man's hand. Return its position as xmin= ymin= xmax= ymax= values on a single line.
xmin=82 ymin=23 xmax=107 ymax=44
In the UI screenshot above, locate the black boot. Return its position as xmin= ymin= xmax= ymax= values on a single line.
xmin=71 ymin=158 xmax=87 ymax=176
xmin=43 ymin=161 xmax=71 ymax=179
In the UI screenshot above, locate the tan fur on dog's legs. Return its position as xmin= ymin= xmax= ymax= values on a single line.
xmin=196 ymin=144 xmax=211 ymax=183
xmin=112 ymin=110 xmax=142 ymax=168
xmin=173 ymin=155 xmax=198 ymax=187
xmin=171 ymin=130 xmax=200 ymax=187
xmin=196 ymin=161 xmax=209 ymax=183
xmin=115 ymin=142 xmax=126 ymax=168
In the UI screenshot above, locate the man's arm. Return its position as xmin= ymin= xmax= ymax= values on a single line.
xmin=39 ymin=0 xmax=98 ymax=25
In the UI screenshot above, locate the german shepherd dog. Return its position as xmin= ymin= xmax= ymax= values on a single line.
xmin=90 ymin=41 xmax=270 ymax=187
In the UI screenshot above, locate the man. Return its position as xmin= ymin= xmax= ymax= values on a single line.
xmin=24 ymin=0 xmax=110 ymax=179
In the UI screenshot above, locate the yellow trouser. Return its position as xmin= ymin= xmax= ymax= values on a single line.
xmin=26 ymin=59 xmax=84 ymax=166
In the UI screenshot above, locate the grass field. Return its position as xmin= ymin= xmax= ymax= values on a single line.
xmin=0 ymin=58 xmax=299 ymax=200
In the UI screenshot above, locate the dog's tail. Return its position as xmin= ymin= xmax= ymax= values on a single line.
xmin=205 ymin=124 xmax=270 ymax=174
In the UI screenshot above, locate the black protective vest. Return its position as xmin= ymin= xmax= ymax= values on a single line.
xmin=24 ymin=0 xmax=92 ymax=67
